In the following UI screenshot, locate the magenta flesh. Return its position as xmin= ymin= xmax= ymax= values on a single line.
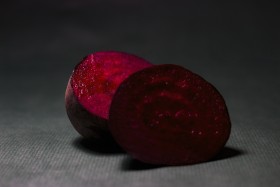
xmin=65 ymin=51 xmax=152 ymax=139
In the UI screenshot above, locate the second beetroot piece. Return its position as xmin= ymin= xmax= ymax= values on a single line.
xmin=109 ymin=64 xmax=231 ymax=165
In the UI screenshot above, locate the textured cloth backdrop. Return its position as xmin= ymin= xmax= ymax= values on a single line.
xmin=1 ymin=1 xmax=279 ymax=187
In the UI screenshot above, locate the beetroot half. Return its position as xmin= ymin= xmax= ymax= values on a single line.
xmin=65 ymin=51 xmax=152 ymax=140
xmin=109 ymin=64 xmax=231 ymax=165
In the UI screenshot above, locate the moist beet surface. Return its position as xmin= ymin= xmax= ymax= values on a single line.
xmin=71 ymin=51 xmax=152 ymax=119
xmin=66 ymin=51 xmax=152 ymax=139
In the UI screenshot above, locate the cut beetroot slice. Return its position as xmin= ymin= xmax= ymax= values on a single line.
xmin=65 ymin=80 xmax=109 ymax=140
xmin=109 ymin=64 xmax=231 ymax=165
xmin=65 ymin=51 xmax=152 ymax=139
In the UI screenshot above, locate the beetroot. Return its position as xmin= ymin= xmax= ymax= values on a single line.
xmin=65 ymin=51 xmax=152 ymax=140
xmin=109 ymin=64 xmax=231 ymax=165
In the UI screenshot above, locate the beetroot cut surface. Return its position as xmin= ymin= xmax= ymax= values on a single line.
xmin=109 ymin=64 xmax=231 ymax=165
xmin=66 ymin=51 xmax=152 ymax=139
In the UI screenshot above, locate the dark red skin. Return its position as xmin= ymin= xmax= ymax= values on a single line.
xmin=65 ymin=80 xmax=109 ymax=140
xmin=109 ymin=64 xmax=231 ymax=165
xmin=65 ymin=51 xmax=152 ymax=140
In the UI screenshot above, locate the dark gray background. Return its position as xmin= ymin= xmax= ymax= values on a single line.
xmin=1 ymin=0 xmax=279 ymax=187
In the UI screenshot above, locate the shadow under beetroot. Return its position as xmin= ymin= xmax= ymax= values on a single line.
xmin=72 ymin=136 xmax=125 ymax=155
xmin=210 ymin=146 xmax=244 ymax=162
xmin=121 ymin=146 xmax=244 ymax=171
xmin=121 ymin=157 xmax=163 ymax=171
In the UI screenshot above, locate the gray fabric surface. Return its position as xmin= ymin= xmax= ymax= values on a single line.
xmin=1 ymin=1 xmax=279 ymax=187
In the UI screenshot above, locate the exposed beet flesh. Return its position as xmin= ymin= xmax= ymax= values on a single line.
xmin=65 ymin=80 xmax=109 ymax=139
xmin=66 ymin=51 xmax=152 ymax=139
xmin=109 ymin=64 xmax=231 ymax=165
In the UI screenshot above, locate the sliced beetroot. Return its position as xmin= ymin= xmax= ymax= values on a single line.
xmin=109 ymin=64 xmax=231 ymax=165
xmin=65 ymin=80 xmax=109 ymax=140
xmin=65 ymin=51 xmax=152 ymax=139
